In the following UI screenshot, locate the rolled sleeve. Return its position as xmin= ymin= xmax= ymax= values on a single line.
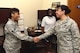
xmin=5 ymin=24 xmax=33 ymax=42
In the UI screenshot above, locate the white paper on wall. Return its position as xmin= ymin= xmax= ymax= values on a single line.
xmin=19 ymin=13 xmax=24 ymax=19
xmin=18 ymin=13 xmax=24 ymax=31
xmin=18 ymin=20 xmax=24 ymax=25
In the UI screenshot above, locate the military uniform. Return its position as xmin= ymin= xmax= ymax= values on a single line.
xmin=38 ymin=16 xmax=80 ymax=53
xmin=3 ymin=19 xmax=33 ymax=53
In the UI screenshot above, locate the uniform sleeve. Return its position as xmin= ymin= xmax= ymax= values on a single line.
xmin=70 ymin=22 xmax=80 ymax=52
xmin=5 ymin=24 xmax=33 ymax=42
xmin=38 ymin=26 xmax=56 ymax=40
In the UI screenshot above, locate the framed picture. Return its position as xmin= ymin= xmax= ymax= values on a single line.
xmin=51 ymin=2 xmax=60 ymax=9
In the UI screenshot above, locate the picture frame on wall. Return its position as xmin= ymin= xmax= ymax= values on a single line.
xmin=51 ymin=2 xmax=60 ymax=9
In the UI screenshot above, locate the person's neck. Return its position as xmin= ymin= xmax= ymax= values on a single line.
xmin=11 ymin=17 xmax=15 ymax=22
xmin=48 ymin=15 xmax=52 ymax=17
xmin=11 ymin=17 xmax=18 ymax=22
xmin=60 ymin=15 xmax=67 ymax=21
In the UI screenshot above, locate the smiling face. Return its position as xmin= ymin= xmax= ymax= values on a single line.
xmin=10 ymin=8 xmax=20 ymax=22
xmin=11 ymin=12 xmax=20 ymax=22
xmin=55 ymin=7 xmax=65 ymax=18
xmin=48 ymin=10 xmax=53 ymax=16
xmin=55 ymin=5 xmax=71 ymax=19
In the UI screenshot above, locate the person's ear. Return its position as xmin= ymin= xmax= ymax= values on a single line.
xmin=63 ymin=10 xmax=65 ymax=14
xmin=11 ymin=13 xmax=14 ymax=17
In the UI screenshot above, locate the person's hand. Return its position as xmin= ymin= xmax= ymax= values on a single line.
xmin=33 ymin=37 xmax=40 ymax=43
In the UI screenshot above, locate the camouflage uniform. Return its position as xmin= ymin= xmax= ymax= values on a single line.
xmin=3 ymin=19 xmax=33 ymax=53
xmin=38 ymin=16 xmax=80 ymax=53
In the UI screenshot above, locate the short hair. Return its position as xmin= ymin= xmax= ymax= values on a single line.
xmin=9 ymin=8 xmax=19 ymax=19
xmin=47 ymin=8 xmax=53 ymax=16
xmin=48 ymin=8 xmax=52 ymax=12
xmin=56 ymin=5 xmax=71 ymax=15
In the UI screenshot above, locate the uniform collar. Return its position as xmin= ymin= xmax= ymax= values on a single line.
xmin=8 ymin=18 xmax=18 ymax=25
xmin=62 ymin=16 xmax=70 ymax=24
xmin=57 ymin=16 xmax=70 ymax=25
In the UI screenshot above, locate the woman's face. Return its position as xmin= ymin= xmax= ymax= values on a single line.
xmin=48 ymin=10 xmax=53 ymax=16
xmin=12 ymin=12 xmax=20 ymax=22
xmin=55 ymin=7 xmax=64 ymax=18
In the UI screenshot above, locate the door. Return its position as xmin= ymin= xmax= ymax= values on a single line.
xmin=68 ymin=0 xmax=80 ymax=29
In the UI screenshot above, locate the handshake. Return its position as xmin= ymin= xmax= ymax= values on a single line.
xmin=33 ymin=37 xmax=40 ymax=43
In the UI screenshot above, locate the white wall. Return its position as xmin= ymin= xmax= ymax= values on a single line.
xmin=42 ymin=0 xmax=68 ymax=10
xmin=0 ymin=0 xmax=43 ymax=27
xmin=0 ymin=0 xmax=67 ymax=27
